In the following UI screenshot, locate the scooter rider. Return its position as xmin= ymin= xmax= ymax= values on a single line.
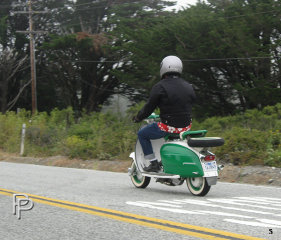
xmin=133 ymin=56 xmax=196 ymax=172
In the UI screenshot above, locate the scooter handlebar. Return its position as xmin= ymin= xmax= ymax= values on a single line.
xmin=147 ymin=114 xmax=160 ymax=120
xmin=144 ymin=114 xmax=160 ymax=123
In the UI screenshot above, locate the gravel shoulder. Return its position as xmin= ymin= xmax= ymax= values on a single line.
xmin=0 ymin=151 xmax=280 ymax=187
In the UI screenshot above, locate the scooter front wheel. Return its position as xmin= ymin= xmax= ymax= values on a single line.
xmin=130 ymin=161 xmax=151 ymax=188
xmin=186 ymin=177 xmax=210 ymax=196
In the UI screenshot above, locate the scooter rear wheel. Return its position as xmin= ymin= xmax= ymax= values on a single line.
xmin=186 ymin=177 xmax=211 ymax=196
xmin=130 ymin=161 xmax=151 ymax=188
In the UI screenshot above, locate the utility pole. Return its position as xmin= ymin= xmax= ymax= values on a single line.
xmin=14 ymin=0 xmax=48 ymax=115
xmin=28 ymin=0 xmax=37 ymax=115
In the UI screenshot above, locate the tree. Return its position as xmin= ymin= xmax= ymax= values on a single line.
xmin=0 ymin=0 xmax=174 ymax=112
xmin=0 ymin=2 xmax=30 ymax=113
xmin=107 ymin=1 xmax=176 ymax=100
xmin=110 ymin=0 xmax=281 ymax=118
xmin=38 ymin=0 xmax=174 ymax=112
xmin=0 ymin=50 xmax=28 ymax=113
xmin=41 ymin=33 xmax=118 ymax=113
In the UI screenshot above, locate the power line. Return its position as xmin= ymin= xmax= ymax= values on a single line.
xmin=73 ymin=60 xmax=119 ymax=63
xmin=182 ymin=56 xmax=279 ymax=62
xmin=46 ymin=55 xmax=279 ymax=63
xmin=223 ymin=10 xmax=279 ymax=19
xmin=74 ymin=1 xmax=106 ymax=7
xmin=1 ymin=1 xmax=104 ymax=8
xmin=75 ymin=5 xmax=107 ymax=11
xmin=8 ymin=3 xmax=278 ymax=34
xmin=4 ymin=1 xmax=280 ymax=20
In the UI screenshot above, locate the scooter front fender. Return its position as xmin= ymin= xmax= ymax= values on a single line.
xmin=128 ymin=152 xmax=137 ymax=176
xmin=129 ymin=152 xmax=135 ymax=161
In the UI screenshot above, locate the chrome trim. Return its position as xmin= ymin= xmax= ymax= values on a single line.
xmin=141 ymin=173 xmax=181 ymax=179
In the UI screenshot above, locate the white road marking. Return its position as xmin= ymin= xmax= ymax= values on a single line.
xmin=158 ymin=200 xmax=188 ymax=205
xmin=128 ymin=201 xmax=254 ymax=218
xmin=126 ymin=201 xmax=204 ymax=214
xmin=207 ymin=198 xmax=281 ymax=211
xmin=256 ymin=197 xmax=281 ymax=202
xmin=126 ymin=196 xmax=281 ymax=230
xmin=171 ymin=199 xmax=275 ymax=215
xmin=258 ymin=218 xmax=281 ymax=226
xmin=137 ymin=201 xmax=182 ymax=208
xmin=224 ymin=219 xmax=281 ymax=228
xmin=234 ymin=197 xmax=281 ymax=207
xmin=196 ymin=210 xmax=254 ymax=219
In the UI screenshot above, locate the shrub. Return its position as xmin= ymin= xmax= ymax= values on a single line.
xmin=26 ymin=126 xmax=58 ymax=147
xmin=64 ymin=135 xmax=94 ymax=159
xmin=0 ymin=112 xmax=25 ymax=152
xmin=0 ymin=103 xmax=280 ymax=167
xmin=213 ymin=127 xmax=269 ymax=165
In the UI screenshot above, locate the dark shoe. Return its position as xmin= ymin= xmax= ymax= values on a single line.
xmin=143 ymin=160 xmax=160 ymax=172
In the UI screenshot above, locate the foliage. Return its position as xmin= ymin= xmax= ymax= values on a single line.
xmin=0 ymin=104 xmax=280 ymax=167
xmin=0 ymin=9 xmax=29 ymax=113
xmin=111 ymin=0 xmax=281 ymax=118
xmin=192 ymin=103 xmax=281 ymax=167
xmin=0 ymin=0 xmax=280 ymax=118
xmin=213 ymin=127 xmax=269 ymax=166
xmin=40 ymin=33 xmax=119 ymax=113
xmin=0 ymin=111 xmax=25 ymax=152
xmin=0 ymin=0 xmax=172 ymax=113
xmin=0 ymin=107 xmax=140 ymax=160
xmin=0 ymin=1 xmax=280 ymax=166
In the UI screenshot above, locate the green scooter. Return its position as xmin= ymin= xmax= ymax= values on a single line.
xmin=128 ymin=114 xmax=224 ymax=196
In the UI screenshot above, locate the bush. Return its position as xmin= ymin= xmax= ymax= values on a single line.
xmin=0 ymin=103 xmax=280 ymax=167
xmin=213 ymin=127 xmax=269 ymax=165
xmin=0 ymin=111 xmax=25 ymax=152
xmin=64 ymin=135 xmax=94 ymax=159
xmin=194 ymin=104 xmax=281 ymax=166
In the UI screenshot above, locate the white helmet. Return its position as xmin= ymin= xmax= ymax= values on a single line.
xmin=160 ymin=56 xmax=183 ymax=78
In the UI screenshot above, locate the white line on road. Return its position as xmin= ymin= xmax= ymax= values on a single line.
xmin=258 ymin=218 xmax=281 ymax=226
xmin=170 ymin=199 xmax=276 ymax=216
xmin=126 ymin=201 xmax=204 ymax=214
xmin=224 ymin=219 xmax=281 ymax=228
xmin=234 ymin=197 xmax=281 ymax=207
xmin=127 ymin=196 xmax=281 ymax=231
xmin=196 ymin=210 xmax=254 ymax=219
xmin=207 ymin=198 xmax=281 ymax=211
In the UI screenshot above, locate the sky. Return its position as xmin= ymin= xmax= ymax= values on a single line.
xmin=176 ymin=0 xmax=198 ymax=7
xmin=165 ymin=0 xmax=198 ymax=11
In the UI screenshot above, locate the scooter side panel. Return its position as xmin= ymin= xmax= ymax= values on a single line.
xmin=160 ymin=143 xmax=204 ymax=177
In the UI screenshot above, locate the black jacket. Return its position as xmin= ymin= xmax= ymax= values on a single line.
xmin=137 ymin=76 xmax=196 ymax=128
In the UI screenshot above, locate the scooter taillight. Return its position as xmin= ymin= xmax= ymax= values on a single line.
xmin=204 ymin=155 xmax=216 ymax=161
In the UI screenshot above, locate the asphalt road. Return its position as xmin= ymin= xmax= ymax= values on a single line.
xmin=0 ymin=162 xmax=281 ymax=240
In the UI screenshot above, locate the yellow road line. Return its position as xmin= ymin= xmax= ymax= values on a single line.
xmin=0 ymin=188 xmax=265 ymax=240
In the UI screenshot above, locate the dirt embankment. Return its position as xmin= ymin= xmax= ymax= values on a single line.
xmin=0 ymin=151 xmax=280 ymax=187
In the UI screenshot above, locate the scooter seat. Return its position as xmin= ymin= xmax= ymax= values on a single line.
xmin=188 ymin=137 xmax=224 ymax=147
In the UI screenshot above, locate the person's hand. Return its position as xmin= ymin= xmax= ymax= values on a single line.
xmin=132 ymin=116 xmax=140 ymax=123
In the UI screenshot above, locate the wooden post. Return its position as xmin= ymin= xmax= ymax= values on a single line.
xmin=20 ymin=123 xmax=26 ymax=156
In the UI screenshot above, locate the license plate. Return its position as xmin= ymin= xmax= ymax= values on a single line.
xmin=203 ymin=161 xmax=217 ymax=172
